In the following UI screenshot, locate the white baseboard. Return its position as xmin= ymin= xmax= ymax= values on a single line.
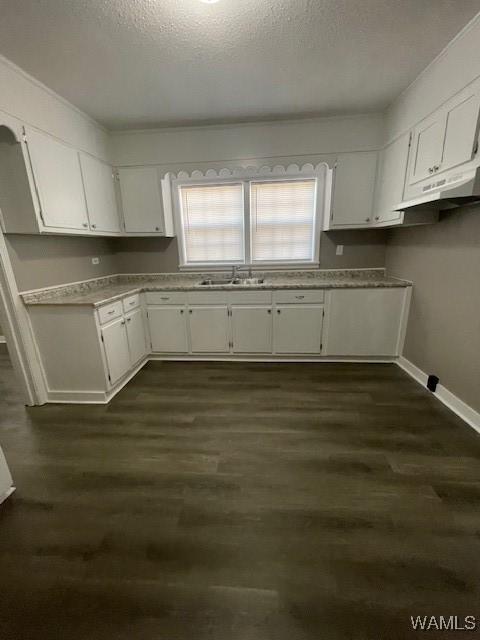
xmin=0 ymin=486 xmax=15 ymax=505
xmin=397 ymin=356 xmax=480 ymax=435
xmin=149 ymin=355 xmax=397 ymax=363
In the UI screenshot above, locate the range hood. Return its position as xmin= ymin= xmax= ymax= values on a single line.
xmin=396 ymin=166 xmax=480 ymax=212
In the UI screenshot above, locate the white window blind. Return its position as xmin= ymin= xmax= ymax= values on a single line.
xmin=180 ymin=183 xmax=244 ymax=263
xmin=250 ymin=179 xmax=317 ymax=262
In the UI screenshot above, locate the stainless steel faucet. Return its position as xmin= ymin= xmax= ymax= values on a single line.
xmin=231 ymin=265 xmax=238 ymax=280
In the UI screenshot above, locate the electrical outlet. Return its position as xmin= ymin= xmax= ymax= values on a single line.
xmin=92 ymin=257 xmax=100 ymax=265
xmin=336 ymin=245 xmax=344 ymax=256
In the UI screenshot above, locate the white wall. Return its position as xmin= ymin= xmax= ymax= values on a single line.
xmin=385 ymin=13 xmax=480 ymax=142
xmin=384 ymin=13 xmax=480 ymax=414
xmin=110 ymin=113 xmax=384 ymax=169
xmin=0 ymin=54 xmax=108 ymax=159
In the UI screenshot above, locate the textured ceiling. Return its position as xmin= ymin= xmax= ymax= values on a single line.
xmin=0 ymin=0 xmax=479 ymax=129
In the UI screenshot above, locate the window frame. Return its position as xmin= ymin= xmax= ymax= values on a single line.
xmin=172 ymin=167 xmax=328 ymax=271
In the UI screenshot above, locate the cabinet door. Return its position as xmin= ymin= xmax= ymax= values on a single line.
xmin=373 ymin=133 xmax=410 ymax=224
xmin=118 ymin=167 xmax=165 ymax=233
xmin=441 ymin=89 xmax=480 ymax=173
xmin=102 ymin=317 xmax=131 ymax=385
xmin=231 ymin=306 xmax=272 ymax=353
xmin=408 ymin=113 xmax=445 ymax=185
xmin=330 ymin=152 xmax=378 ymax=227
xmin=148 ymin=306 xmax=188 ymax=353
xmin=189 ymin=306 xmax=230 ymax=353
xmin=80 ymin=153 xmax=120 ymax=233
xmin=125 ymin=307 xmax=147 ymax=365
xmin=324 ymin=289 xmax=405 ymax=356
xmin=24 ymin=127 xmax=89 ymax=230
xmin=273 ymin=305 xmax=323 ymax=354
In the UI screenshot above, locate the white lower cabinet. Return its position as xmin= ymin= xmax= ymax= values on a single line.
xmin=148 ymin=306 xmax=188 ymax=353
xmin=125 ymin=307 xmax=147 ymax=364
xmin=323 ymin=288 xmax=406 ymax=356
xmin=102 ymin=317 xmax=131 ymax=385
xmin=189 ymin=306 xmax=230 ymax=353
xmin=273 ymin=305 xmax=323 ymax=354
xmin=231 ymin=306 xmax=272 ymax=353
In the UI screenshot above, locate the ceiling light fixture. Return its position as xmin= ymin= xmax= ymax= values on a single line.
xmin=199 ymin=0 xmax=221 ymax=4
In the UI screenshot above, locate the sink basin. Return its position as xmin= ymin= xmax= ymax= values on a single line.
xmin=199 ymin=278 xmax=233 ymax=286
xmin=232 ymin=277 xmax=265 ymax=285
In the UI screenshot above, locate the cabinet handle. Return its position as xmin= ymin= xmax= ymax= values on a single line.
xmin=160 ymin=297 xmax=170 ymax=301
xmin=107 ymin=310 xmax=115 ymax=315
xmin=126 ymin=317 xmax=131 ymax=322
xmin=295 ymin=295 xmax=305 ymax=299
xmin=129 ymin=301 xmax=135 ymax=306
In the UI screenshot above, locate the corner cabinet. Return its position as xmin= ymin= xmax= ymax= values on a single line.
xmin=117 ymin=166 xmax=175 ymax=236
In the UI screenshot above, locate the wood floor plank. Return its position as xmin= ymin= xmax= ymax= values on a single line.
xmin=1 ymin=349 xmax=480 ymax=638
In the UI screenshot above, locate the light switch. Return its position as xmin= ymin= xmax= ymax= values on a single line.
xmin=92 ymin=257 xmax=100 ymax=265
xmin=336 ymin=245 xmax=344 ymax=256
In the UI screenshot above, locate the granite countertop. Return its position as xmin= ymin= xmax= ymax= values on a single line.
xmin=21 ymin=269 xmax=412 ymax=307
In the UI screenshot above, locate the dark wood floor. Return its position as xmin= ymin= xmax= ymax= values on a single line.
xmin=1 ymin=344 xmax=480 ymax=639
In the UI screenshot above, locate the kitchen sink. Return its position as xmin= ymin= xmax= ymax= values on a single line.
xmin=199 ymin=278 xmax=233 ymax=286
xmin=231 ymin=277 xmax=265 ymax=285
xmin=198 ymin=277 xmax=265 ymax=286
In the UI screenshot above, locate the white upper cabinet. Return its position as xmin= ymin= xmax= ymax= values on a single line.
xmin=80 ymin=153 xmax=120 ymax=234
xmin=407 ymin=112 xmax=445 ymax=185
xmin=372 ymin=133 xmax=410 ymax=225
xmin=24 ymin=127 xmax=89 ymax=231
xmin=441 ymin=89 xmax=480 ymax=172
xmin=118 ymin=166 xmax=175 ymax=236
xmin=407 ymin=82 xmax=480 ymax=187
xmin=326 ymin=152 xmax=378 ymax=229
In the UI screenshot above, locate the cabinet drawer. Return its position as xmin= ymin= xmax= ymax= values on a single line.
xmin=98 ymin=300 xmax=123 ymax=325
xmin=230 ymin=290 xmax=272 ymax=305
xmin=122 ymin=293 xmax=140 ymax=312
xmin=145 ymin=291 xmax=187 ymax=305
xmin=187 ymin=291 xmax=228 ymax=305
xmin=274 ymin=289 xmax=324 ymax=304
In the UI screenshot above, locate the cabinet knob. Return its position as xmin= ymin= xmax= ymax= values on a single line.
xmin=365 ymin=218 xmax=370 ymax=222
xmin=267 ymin=309 xmax=271 ymax=314
xmin=91 ymin=224 xmax=97 ymax=229
xmin=428 ymin=167 xmax=434 ymax=174
xmin=189 ymin=309 xmax=193 ymax=314
xmin=277 ymin=309 xmax=281 ymax=314
xmin=155 ymin=227 xmax=160 ymax=231
xmin=433 ymin=164 xmax=440 ymax=172
xmin=82 ymin=223 xmax=88 ymax=228
xmin=127 ymin=317 xmax=131 ymax=322
xmin=180 ymin=309 xmax=184 ymax=314
xmin=375 ymin=216 xmax=380 ymax=221
xmin=121 ymin=320 xmax=125 ymax=325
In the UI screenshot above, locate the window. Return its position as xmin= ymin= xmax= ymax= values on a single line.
xmin=176 ymin=169 xmax=325 ymax=268
xmin=250 ymin=180 xmax=317 ymax=262
xmin=179 ymin=183 xmax=244 ymax=264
